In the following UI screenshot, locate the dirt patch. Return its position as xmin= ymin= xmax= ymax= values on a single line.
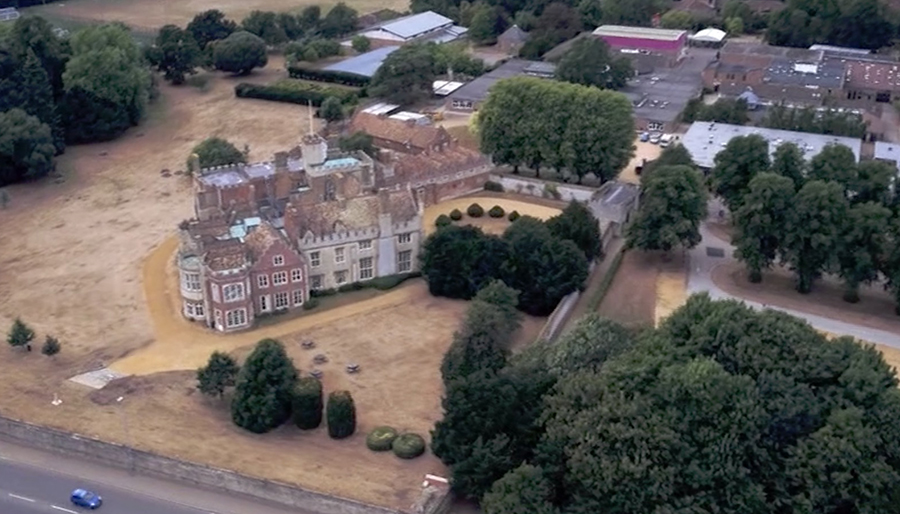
xmin=423 ymin=196 xmax=562 ymax=236
xmin=25 ymin=0 xmax=406 ymax=33
xmin=597 ymin=250 xmax=661 ymax=329
xmin=712 ymin=262 xmax=900 ymax=334
xmin=444 ymin=124 xmax=478 ymax=151
xmin=655 ymin=251 xmax=688 ymax=326
xmin=619 ymin=140 xmax=660 ymax=185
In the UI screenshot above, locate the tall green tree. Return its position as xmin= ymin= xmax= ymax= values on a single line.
xmin=627 ymin=165 xmax=707 ymax=253
xmin=242 ymin=10 xmax=288 ymax=46
xmin=212 ymin=31 xmax=267 ymax=75
xmin=196 ymin=351 xmax=240 ymax=399
xmin=556 ymin=37 xmax=633 ymax=90
xmin=151 ymin=25 xmax=201 ymax=85
xmin=641 ymin=143 xmax=694 ymax=180
xmin=837 ymin=202 xmax=891 ymax=302
xmin=545 ymin=200 xmax=602 ymax=260
xmin=421 ymin=225 xmax=508 ymax=300
xmin=231 ymin=339 xmax=299 ymax=433
xmin=318 ymin=96 xmax=344 ymax=123
xmin=15 ymin=48 xmax=63 ymax=152
xmin=482 ymin=464 xmax=558 ymax=514
xmin=468 ymin=5 xmax=505 ymax=44
xmin=809 ymin=143 xmax=857 ymax=190
xmin=732 ymin=172 xmax=796 ymax=282
xmin=0 ymin=108 xmax=55 ymax=186
xmin=770 ymin=141 xmax=806 ymax=187
xmin=501 ymin=216 xmax=589 ymax=316
xmin=853 ymin=160 xmax=894 ymax=206
xmin=292 ymin=377 xmax=324 ymax=429
xmin=369 ymin=43 xmax=436 ymax=103
xmin=9 ymin=15 xmax=69 ymax=97
xmin=710 ymin=134 xmax=770 ymax=212
xmin=544 ymin=314 xmax=632 ymax=376
xmin=320 ymin=2 xmax=358 ymax=38
xmin=298 ymin=6 xmax=322 ymax=31
xmin=782 ymin=180 xmax=849 ymax=293
xmin=187 ymin=9 xmax=237 ymax=49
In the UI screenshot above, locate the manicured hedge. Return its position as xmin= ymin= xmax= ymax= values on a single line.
xmin=488 ymin=205 xmax=505 ymax=218
xmin=467 ymin=203 xmax=484 ymax=218
xmin=449 ymin=209 xmax=463 ymax=221
xmin=292 ymin=377 xmax=323 ymax=430
xmin=366 ymin=426 xmax=399 ymax=451
xmin=484 ymin=180 xmax=503 ymax=192
xmin=508 ymin=210 xmax=521 ymax=222
xmin=435 ymin=214 xmax=452 ymax=228
xmin=314 ymin=271 xmax=422 ymax=297
xmin=235 ymin=80 xmax=361 ymax=107
xmin=287 ymin=65 xmax=371 ymax=87
xmin=327 ymin=390 xmax=356 ymax=439
xmin=392 ymin=433 xmax=426 ymax=459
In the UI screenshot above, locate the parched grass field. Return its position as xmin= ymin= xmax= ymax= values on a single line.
xmin=24 ymin=0 xmax=409 ymax=33
xmin=0 ymin=61 xmax=554 ymax=510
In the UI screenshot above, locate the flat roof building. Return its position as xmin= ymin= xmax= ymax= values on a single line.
xmin=445 ymin=59 xmax=556 ymax=112
xmin=360 ymin=11 xmax=467 ymax=46
xmin=593 ymin=25 xmax=688 ymax=68
xmin=874 ymin=141 xmax=900 ymax=172
xmin=682 ymin=121 xmax=863 ymax=169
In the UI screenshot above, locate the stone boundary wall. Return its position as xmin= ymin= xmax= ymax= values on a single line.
xmin=538 ymin=261 xmax=597 ymax=342
xmin=489 ymin=174 xmax=596 ymax=203
xmin=0 ymin=415 xmax=444 ymax=514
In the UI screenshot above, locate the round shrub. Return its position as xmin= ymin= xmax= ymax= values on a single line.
xmin=326 ymin=390 xmax=356 ymax=439
xmin=467 ymin=203 xmax=484 ymax=218
xmin=449 ymin=208 xmax=463 ymax=221
xmin=508 ymin=210 xmax=521 ymax=222
xmin=366 ymin=426 xmax=399 ymax=451
xmin=392 ymin=432 xmax=426 ymax=459
xmin=435 ymin=214 xmax=452 ymax=228
xmin=488 ymin=205 xmax=505 ymax=218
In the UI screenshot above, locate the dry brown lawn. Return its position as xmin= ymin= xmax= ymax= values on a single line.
xmin=422 ymin=195 xmax=562 ymax=237
xmin=25 ymin=0 xmax=407 ymax=32
xmin=596 ymin=250 xmax=660 ymax=329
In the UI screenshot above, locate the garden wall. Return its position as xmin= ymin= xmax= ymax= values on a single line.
xmin=489 ymin=174 xmax=595 ymax=203
xmin=0 ymin=415 xmax=448 ymax=514
xmin=538 ymin=261 xmax=597 ymax=342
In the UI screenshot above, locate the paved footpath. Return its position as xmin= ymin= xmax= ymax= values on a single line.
xmin=687 ymin=222 xmax=900 ymax=350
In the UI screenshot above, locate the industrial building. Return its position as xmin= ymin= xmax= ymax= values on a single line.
xmin=592 ymin=25 xmax=688 ymax=71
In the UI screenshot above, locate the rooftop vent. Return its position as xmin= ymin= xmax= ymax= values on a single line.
xmin=794 ymin=63 xmax=818 ymax=74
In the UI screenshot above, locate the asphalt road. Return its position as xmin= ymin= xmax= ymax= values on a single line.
xmin=0 ymin=439 xmax=315 ymax=514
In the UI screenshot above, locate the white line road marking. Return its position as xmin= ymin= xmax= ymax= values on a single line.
xmin=51 ymin=506 xmax=77 ymax=514
xmin=8 ymin=493 xmax=36 ymax=502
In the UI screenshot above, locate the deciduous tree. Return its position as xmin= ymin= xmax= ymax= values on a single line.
xmin=369 ymin=43 xmax=436 ymax=103
xmin=853 ymin=160 xmax=894 ymax=206
xmin=556 ymin=37 xmax=633 ymax=90
xmin=482 ymin=464 xmax=558 ymax=514
xmin=188 ymin=10 xmax=238 ymax=49
xmin=242 ymin=10 xmax=288 ymax=46
xmin=545 ymin=200 xmax=602 ymax=260
xmin=189 ymin=137 xmax=247 ymax=170
xmin=782 ymin=180 xmax=848 ymax=293
xmin=468 ymin=5 xmax=505 ymax=44
xmin=231 ymin=339 xmax=298 ymax=433
xmin=627 ymin=165 xmax=707 ymax=252
xmin=0 ymin=108 xmax=55 ymax=186
xmin=320 ymin=2 xmax=358 ymax=38
xmin=770 ymin=141 xmax=806 ymax=187
xmin=212 ymin=31 xmax=267 ymax=75
xmin=710 ymin=134 xmax=770 ymax=211
xmin=350 ymin=35 xmax=370 ymax=53
xmin=318 ymin=96 xmax=344 ymax=122
xmin=197 ymin=351 xmax=240 ymax=399
xmin=732 ymin=172 xmax=795 ymax=282
xmin=544 ymin=314 xmax=632 ymax=375
xmin=837 ymin=202 xmax=891 ymax=302
xmin=809 ymin=143 xmax=857 ymax=190
xmin=421 ymin=225 xmax=508 ymax=300
xmin=151 ymin=25 xmax=201 ymax=85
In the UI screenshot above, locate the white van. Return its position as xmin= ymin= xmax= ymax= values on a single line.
xmin=659 ymin=134 xmax=675 ymax=147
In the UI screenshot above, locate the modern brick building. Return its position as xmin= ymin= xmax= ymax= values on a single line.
xmin=593 ymin=25 xmax=688 ymax=70
xmin=178 ymin=115 xmax=490 ymax=332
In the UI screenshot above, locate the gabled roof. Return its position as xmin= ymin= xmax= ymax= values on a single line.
xmin=204 ymin=239 xmax=248 ymax=271
xmin=498 ymin=24 xmax=528 ymax=44
xmin=348 ymin=112 xmax=451 ymax=151
xmin=244 ymin=222 xmax=285 ymax=262
xmin=379 ymin=11 xmax=453 ymax=39
xmin=288 ymin=188 xmax=418 ymax=238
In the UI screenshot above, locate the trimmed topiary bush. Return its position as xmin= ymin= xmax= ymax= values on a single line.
xmin=326 ymin=390 xmax=356 ymax=439
xmin=508 ymin=210 xmax=521 ymax=222
xmin=392 ymin=432 xmax=426 ymax=459
xmin=488 ymin=205 xmax=505 ymax=218
xmin=435 ymin=214 xmax=452 ymax=228
xmin=467 ymin=203 xmax=484 ymax=218
xmin=292 ymin=376 xmax=323 ymax=430
xmin=484 ymin=180 xmax=503 ymax=192
xmin=366 ymin=426 xmax=399 ymax=451
xmin=449 ymin=208 xmax=463 ymax=221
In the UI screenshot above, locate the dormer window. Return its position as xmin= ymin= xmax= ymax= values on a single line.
xmin=273 ymin=255 xmax=284 ymax=266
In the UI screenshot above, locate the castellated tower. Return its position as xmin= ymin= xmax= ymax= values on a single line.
xmin=301 ymin=133 xmax=327 ymax=170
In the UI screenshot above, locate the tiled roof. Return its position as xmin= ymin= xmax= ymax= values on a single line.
xmin=348 ymin=113 xmax=450 ymax=152
xmin=385 ymin=146 xmax=489 ymax=185
xmin=204 ymin=239 xmax=247 ymax=271
xmin=243 ymin=222 xmax=282 ymax=261
xmin=287 ymin=188 xmax=418 ymax=238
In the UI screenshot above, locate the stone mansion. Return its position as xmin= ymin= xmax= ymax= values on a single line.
xmin=177 ymin=112 xmax=491 ymax=332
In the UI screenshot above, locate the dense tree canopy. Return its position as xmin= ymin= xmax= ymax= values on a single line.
xmin=149 ymin=25 xmax=201 ymax=85
xmin=555 ymin=37 xmax=632 ymax=90
xmin=763 ymin=103 xmax=867 ymax=139
xmin=187 ymin=9 xmax=238 ymax=49
xmin=241 ymin=10 xmax=288 ymax=46
xmin=212 ymin=31 xmax=267 ymax=75
xmin=732 ymin=172 xmax=795 ymax=283
xmin=478 ymin=77 xmax=634 ymax=183
xmin=545 ymin=200 xmax=602 ymax=261
xmin=627 ymin=165 xmax=707 ymax=252
xmin=0 ymin=108 xmax=55 ymax=186
xmin=189 ymin=137 xmax=246 ymax=170
xmin=681 ymin=97 xmax=749 ymax=125
xmin=473 ymin=294 xmax=900 ymax=513
xmin=319 ymin=2 xmax=358 ymax=38
xmin=231 ymin=339 xmax=299 ymax=433
xmin=196 ymin=351 xmax=240 ymax=399
xmin=710 ymin=134 xmax=770 ymax=212
xmin=421 ymin=225 xmax=509 ymax=300
xmin=767 ymin=0 xmax=896 ymax=49
xmin=369 ymin=43 xmax=437 ymax=103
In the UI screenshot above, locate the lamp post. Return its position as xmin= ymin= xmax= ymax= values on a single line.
xmin=116 ymin=396 xmax=135 ymax=474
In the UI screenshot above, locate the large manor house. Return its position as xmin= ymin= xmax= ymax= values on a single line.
xmin=177 ymin=112 xmax=491 ymax=332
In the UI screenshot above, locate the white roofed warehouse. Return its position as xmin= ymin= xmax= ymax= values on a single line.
xmin=359 ymin=11 xmax=468 ymax=47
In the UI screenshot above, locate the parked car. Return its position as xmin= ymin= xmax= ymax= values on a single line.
xmin=649 ymin=133 xmax=662 ymax=144
xmin=71 ymin=489 xmax=103 ymax=510
xmin=660 ymin=134 xmax=675 ymax=147
xmin=639 ymin=131 xmax=650 ymax=142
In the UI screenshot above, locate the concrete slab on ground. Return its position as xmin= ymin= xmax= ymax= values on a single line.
xmin=69 ymin=368 xmax=128 ymax=389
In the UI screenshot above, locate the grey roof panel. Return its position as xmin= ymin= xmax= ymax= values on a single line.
xmin=380 ymin=11 xmax=452 ymax=39
xmin=323 ymin=46 xmax=400 ymax=78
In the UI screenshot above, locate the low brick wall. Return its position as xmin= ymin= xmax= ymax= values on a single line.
xmin=489 ymin=174 xmax=596 ymax=203
xmin=0 ymin=415 xmax=420 ymax=514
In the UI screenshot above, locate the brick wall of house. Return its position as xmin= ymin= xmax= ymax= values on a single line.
xmin=206 ymin=271 xmax=254 ymax=332
xmin=249 ymin=242 xmax=308 ymax=314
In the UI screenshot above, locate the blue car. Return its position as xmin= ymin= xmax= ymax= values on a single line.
xmin=71 ymin=489 xmax=103 ymax=509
